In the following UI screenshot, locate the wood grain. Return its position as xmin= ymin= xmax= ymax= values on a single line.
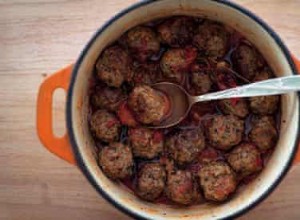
xmin=0 ymin=0 xmax=299 ymax=219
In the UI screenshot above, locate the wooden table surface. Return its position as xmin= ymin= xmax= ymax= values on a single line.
xmin=1 ymin=0 xmax=300 ymax=219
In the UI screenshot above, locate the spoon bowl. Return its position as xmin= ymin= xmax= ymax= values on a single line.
xmin=151 ymin=82 xmax=191 ymax=128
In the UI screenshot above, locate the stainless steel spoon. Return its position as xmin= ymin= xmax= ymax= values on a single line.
xmin=151 ymin=75 xmax=300 ymax=129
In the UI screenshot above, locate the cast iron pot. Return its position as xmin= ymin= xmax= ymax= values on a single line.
xmin=37 ymin=0 xmax=300 ymax=219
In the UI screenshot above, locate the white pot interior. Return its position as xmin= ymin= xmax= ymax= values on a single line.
xmin=69 ymin=0 xmax=299 ymax=219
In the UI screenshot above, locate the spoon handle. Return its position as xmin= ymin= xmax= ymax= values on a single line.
xmin=192 ymin=75 xmax=300 ymax=103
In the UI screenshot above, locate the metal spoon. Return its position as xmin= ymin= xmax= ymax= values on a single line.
xmin=151 ymin=75 xmax=300 ymax=129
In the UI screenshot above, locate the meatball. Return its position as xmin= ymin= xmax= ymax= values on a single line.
xmin=128 ymin=85 xmax=168 ymax=124
xmin=250 ymin=96 xmax=279 ymax=115
xmin=122 ymin=26 xmax=160 ymax=62
xmin=90 ymin=110 xmax=121 ymax=142
xmin=198 ymin=161 xmax=237 ymax=202
xmin=96 ymin=45 xmax=133 ymax=87
xmin=208 ymin=115 xmax=244 ymax=150
xmin=218 ymin=98 xmax=249 ymax=118
xmin=157 ymin=16 xmax=196 ymax=47
xmin=227 ymin=143 xmax=262 ymax=177
xmin=250 ymin=71 xmax=279 ymax=115
xmin=160 ymin=47 xmax=198 ymax=83
xmin=128 ymin=128 xmax=163 ymax=159
xmin=137 ymin=163 xmax=166 ymax=201
xmin=166 ymin=170 xmax=201 ymax=205
xmin=91 ymin=86 xmax=126 ymax=112
xmin=189 ymin=63 xmax=213 ymax=95
xmin=166 ymin=128 xmax=205 ymax=165
xmin=233 ymin=43 xmax=264 ymax=80
xmin=99 ymin=142 xmax=133 ymax=179
xmin=132 ymin=63 xmax=160 ymax=86
xmin=249 ymin=116 xmax=278 ymax=151
xmin=193 ymin=22 xmax=229 ymax=59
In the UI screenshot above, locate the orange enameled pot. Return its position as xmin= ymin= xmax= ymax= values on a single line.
xmin=37 ymin=1 xmax=300 ymax=219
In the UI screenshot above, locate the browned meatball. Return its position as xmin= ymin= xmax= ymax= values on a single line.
xmin=208 ymin=115 xmax=244 ymax=150
xmin=233 ymin=43 xmax=264 ymax=80
xmin=96 ymin=45 xmax=133 ymax=87
xmin=193 ymin=22 xmax=229 ymax=59
xmin=189 ymin=63 xmax=213 ymax=95
xmin=218 ymin=98 xmax=249 ymax=118
xmin=122 ymin=26 xmax=160 ymax=62
xmin=132 ymin=63 xmax=160 ymax=86
xmin=128 ymin=85 xmax=169 ymax=124
xmin=198 ymin=161 xmax=237 ymax=202
xmin=227 ymin=143 xmax=262 ymax=177
xmin=137 ymin=163 xmax=166 ymax=201
xmin=90 ymin=110 xmax=121 ymax=142
xmin=160 ymin=47 xmax=198 ymax=83
xmin=128 ymin=128 xmax=163 ymax=159
xmin=91 ymin=86 xmax=127 ymax=112
xmin=249 ymin=70 xmax=279 ymax=115
xmin=99 ymin=142 xmax=133 ymax=179
xmin=166 ymin=170 xmax=201 ymax=205
xmin=157 ymin=16 xmax=196 ymax=47
xmin=166 ymin=128 xmax=205 ymax=165
xmin=249 ymin=116 xmax=278 ymax=151
xmin=250 ymin=96 xmax=279 ymax=115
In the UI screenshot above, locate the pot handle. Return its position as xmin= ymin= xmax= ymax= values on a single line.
xmin=293 ymin=56 xmax=300 ymax=164
xmin=37 ymin=64 xmax=76 ymax=165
